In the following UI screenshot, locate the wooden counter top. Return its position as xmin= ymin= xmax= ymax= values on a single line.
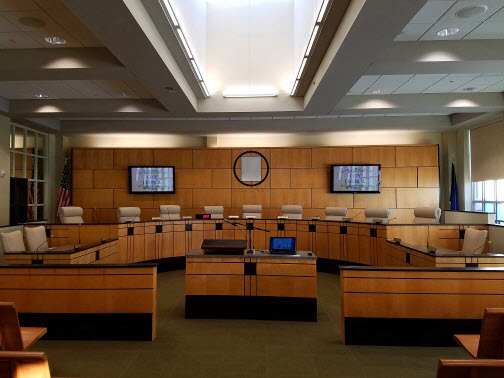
xmin=186 ymin=249 xmax=317 ymax=260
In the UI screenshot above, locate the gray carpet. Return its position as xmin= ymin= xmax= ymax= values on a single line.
xmin=38 ymin=270 xmax=468 ymax=378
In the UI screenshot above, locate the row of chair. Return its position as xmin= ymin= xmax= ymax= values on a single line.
xmin=0 ymin=226 xmax=48 ymax=253
xmin=116 ymin=205 xmax=442 ymax=224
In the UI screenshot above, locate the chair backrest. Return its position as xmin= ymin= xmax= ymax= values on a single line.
xmin=364 ymin=208 xmax=390 ymax=224
xmin=477 ymin=308 xmax=504 ymax=359
xmin=462 ymin=228 xmax=488 ymax=254
xmin=325 ymin=207 xmax=348 ymax=221
xmin=0 ymin=231 xmax=26 ymax=253
xmin=59 ymin=206 xmax=84 ymax=224
xmin=117 ymin=207 xmax=141 ymax=223
xmin=159 ymin=205 xmax=181 ymax=220
xmin=24 ymin=226 xmax=48 ymax=252
xmin=281 ymin=205 xmax=302 ymax=220
xmin=203 ymin=206 xmax=224 ymax=219
xmin=0 ymin=351 xmax=51 ymax=378
xmin=242 ymin=205 xmax=262 ymax=219
xmin=413 ymin=207 xmax=441 ymax=224
xmin=436 ymin=359 xmax=504 ymax=378
xmin=0 ymin=303 xmax=23 ymax=351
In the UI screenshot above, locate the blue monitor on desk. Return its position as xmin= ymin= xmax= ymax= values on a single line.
xmin=269 ymin=237 xmax=296 ymax=254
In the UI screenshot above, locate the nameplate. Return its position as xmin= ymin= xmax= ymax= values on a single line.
xmin=393 ymin=238 xmax=401 ymax=244
xmin=427 ymin=246 xmax=437 ymax=252
xmin=372 ymin=219 xmax=384 ymax=224
xmin=228 ymin=216 xmax=239 ymax=219
xmin=277 ymin=216 xmax=288 ymax=220
xmin=310 ymin=216 xmax=320 ymax=220
xmin=245 ymin=215 xmax=256 ymax=219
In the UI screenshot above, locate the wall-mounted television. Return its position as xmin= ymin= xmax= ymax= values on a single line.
xmin=331 ymin=164 xmax=381 ymax=193
xmin=129 ymin=166 xmax=175 ymax=194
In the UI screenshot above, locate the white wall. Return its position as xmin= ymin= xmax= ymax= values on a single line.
xmin=170 ymin=0 xmax=207 ymax=77
xmin=65 ymin=134 xmax=207 ymax=148
xmin=0 ymin=116 xmax=10 ymax=226
xmin=206 ymin=0 xmax=294 ymax=92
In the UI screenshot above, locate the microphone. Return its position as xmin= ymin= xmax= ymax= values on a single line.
xmin=342 ymin=212 xmax=363 ymax=222
xmin=224 ymin=219 xmax=247 ymax=240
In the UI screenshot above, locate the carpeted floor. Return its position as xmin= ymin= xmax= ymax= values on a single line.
xmin=37 ymin=270 xmax=468 ymax=378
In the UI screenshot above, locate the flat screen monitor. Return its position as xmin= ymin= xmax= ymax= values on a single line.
xmin=129 ymin=166 xmax=175 ymax=194
xmin=331 ymin=164 xmax=381 ymax=193
xmin=269 ymin=237 xmax=296 ymax=253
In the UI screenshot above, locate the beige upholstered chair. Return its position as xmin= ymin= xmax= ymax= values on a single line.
xmin=461 ymin=228 xmax=488 ymax=255
xmin=160 ymin=205 xmax=181 ymax=220
xmin=59 ymin=206 xmax=84 ymax=224
xmin=117 ymin=207 xmax=141 ymax=223
xmin=281 ymin=205 xmax=303 ymax=220
xmin=413 ymin=207 xmax=441 ymax=224
xmin=0 ymin=230 xmax=26 ymax=253
xmin=364 ymin=208 xmax=390 ymax=224
xmin=24 ymin=226 xmax=48 ymax=252
xmin=242 ymin=205 xmax=262 ymax=219
xmin=204 ymin=206 xmax=224 ymax=219
xmin=325 ymin=207 xmax=348 ymax=221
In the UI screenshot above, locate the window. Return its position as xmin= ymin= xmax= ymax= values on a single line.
xmin=10 ymin=124 xmax=48 ymax=222
xmin=472 ymin=179 xmax=504 ymax=223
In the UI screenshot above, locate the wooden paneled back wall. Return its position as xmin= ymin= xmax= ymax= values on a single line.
xmin=71 ymin=145 xmax=440 ymax=224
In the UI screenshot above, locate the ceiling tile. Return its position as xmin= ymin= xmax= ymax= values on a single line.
xmin=480 ymin=81 xmax=504 ymax=92
xmin=45 ymin=8 xmax=103 ymax=47
xmin=348 ymin=75 xmax=380 ymax=95
xmin=466 ymin=75 xmax=504 ymax=86
xmin=94 ymin=80 xmax=136 ymax=98
xmin=465 ymin=21 xmax=504 ymax=39
xmin=395 ymin=23 xmax=432 ymax=41
xmin=0 ymin=0 xmax=38 ymax=12
xmin=0 ymin=14 xmax=17 ymax=32
xmin=123 ymin=81 xmax=153 ymax=98
xmin=26 ymin=29 xmax=83 ymax=48
xmin=30 ymin=81 xmax=82 ymax=98
xmin=423 ymin=73 xmax=480 ymax=93
xmin=420 ymin=21 xmax=480 ymax=40
xmin=32 ymin=0 xmax=66 ymax=10
xmin=0 ymin=10 xmax=60 ymax=32
xmin=393 ymin=74 xmax=446 ymax=94
xmin=364 ymin=75 xmax=414 ymax=95
xmin=62 ymin=81 xmax=112 ymax=98
xmin=409 ymin=1 xmax=456 ymax=24
xmin=0 ymin=31 xmax=41 ymax=48
xmin=438 ymin=0 xmax=504 ymax=24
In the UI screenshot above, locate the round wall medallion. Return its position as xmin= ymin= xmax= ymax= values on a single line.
xmin=233 ymin=150 xmax=270 ymax=187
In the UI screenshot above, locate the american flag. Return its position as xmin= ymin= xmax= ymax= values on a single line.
xmin=57 ymin=161 xmax=70 ymax=211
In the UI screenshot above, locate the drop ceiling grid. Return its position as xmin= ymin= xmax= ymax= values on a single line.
xmin=396 ymin=0 xmax=504 ymax=41
xmin=348 ymin=73 xmax=504 ymax=95
xmin=0 ymin=0 xmax=101 ymax=48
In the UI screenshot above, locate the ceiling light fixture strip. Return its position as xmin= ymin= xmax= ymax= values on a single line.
xmin=161 ymin=0 xmax=209 ymax=98
xmin=290 ymin=0 xmax=330 ymax=96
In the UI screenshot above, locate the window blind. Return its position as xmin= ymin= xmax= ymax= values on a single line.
xmin=471 ymin=120 xmax=504 ymax=182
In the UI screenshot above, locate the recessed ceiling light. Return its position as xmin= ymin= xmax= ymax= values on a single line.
xmin=456 ymin=5 xmax=488 ymax=19
xmin=436 ymin=28 xmax=460 ymax=37
xmin=165 ymin=87 xmax=176 ymax=93
xmin=462 ymin=87 xmax=477 ymax=92
xmin=372 ymin=89 xmax=385 ymax=94
xmin=45 ymin=36 xmax=66 ymax=45
xmin=120 ymin=92 xmax=132 ymax=97
xmin=34 ymin=94 xmax=48 ymax=98
xmin=19 ymin=17 xmax=45 ymax=28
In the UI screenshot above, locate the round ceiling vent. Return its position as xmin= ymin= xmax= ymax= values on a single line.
xmin=18 ymin=17 xmax=46 ymax=28
xmin=456 ymin=5 xmax=488 ymax=19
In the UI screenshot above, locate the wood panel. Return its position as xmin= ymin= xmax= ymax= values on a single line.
xmin=271 ymin=148 xmax=311 ymax=168
xmin=270 ymin=169 xmax=291 ymax=188
xmin=396 ymin=146 xmax=438 ymax=167
xmin=353 ymin=188 xmax=396 ymax=209
xmin=72 ymin=145 xmax=439 ymax=222
xmin=73 ymin=170 xmax=93 ymax=189
xmin=381 ymin=167 xmax=417 ymax=188
xmin=93 ymin=170 xmax=128 ymax=189
xmin=311 ymin=147 xmax=353 ymax=168
xmin=192 ymin=149 xmax=231 ymax=169
xmin=256 ymin=276 xmax=316 ymax=298
xmin=353 ymin=147 xmax=395 ymax=167
xmin=73 ymin=149 xmax=113 ymax=169
xmin=185 ymin=275 xmax=244 ymax=296
xmin=113 ymin=149 xmax=153 ymax=169
xmin=291 ymin=168 xmax=329 ymax=188
xmin=153 ymin=149 xmax=193 ymax=168
xmin=396 ymin=188 xmax=440 ymax=208
xmin=73 ymin=189 xmax=113 ymax=208
xmin=418 ymin=167 xmax=440 ymax=187
xmin=271 ymin=189 xmax=311 ymax=209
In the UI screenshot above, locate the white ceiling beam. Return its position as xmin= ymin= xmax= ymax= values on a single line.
xmin=61 ymin=0 xmax=197 ymax=114
xmin=334 ymin=93 xmax=504 ymax=115
xmin=9 ymin=99 xmax=170 ymax=118
xmin=303 ymin=0 xmax=428 ymax=115
xmin=368 ymin=40 xmax=504 ymax=75
xmin=0 ymin=48 xmax=134 ymax=81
